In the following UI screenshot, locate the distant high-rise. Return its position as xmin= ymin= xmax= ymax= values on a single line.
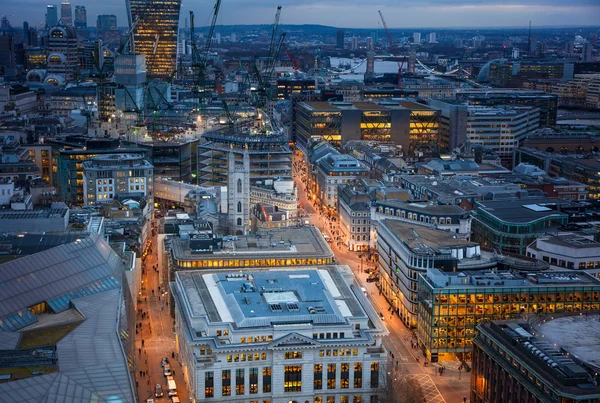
xmin=96 ymin=14 xmax=119 ymax=46
xmin=47 ymin=25 xmax=79 ymax=84
xmin=351 ymin=36 xmax=358 ymax=51
xmin=364 ymin=51 xmax=375 ymax=83
xmin=60 ymin=1 xmax=72 ymax=26
xmin=28 ymin=28 xmax=38 ymax=47
xmin=413 ymin=32 xmax=421 ymax=44
xmin=46 ymin=5 xmax=58 ymax=28
xmin=128 ymin=0 xmax=181 ymax=79
xmin=74 ymin=6 xmax=87 ymax=29
xmin=336 ymin=29 xmax=344 ymax=49
xmin=428 ymin=32 xmax=436 ymax=43
xmin=582 ymin=41 xmax=592 ymax=62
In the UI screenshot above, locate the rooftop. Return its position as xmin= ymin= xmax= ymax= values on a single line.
xmin=475 ymin=198 xmax=572 ymax=223
xmin=380 ymin=219 xmax=477 ymax=253
xmin=175 ymin=266 xmax=366 ymax=329
xmin=172 ymin=226 xmax=334 ymax=261
xmin=423 ymin=268 xmax=600 ymax=290
xmin=0 ymin=208 xmax=68 ymax=221
xmin=477 ymin=315 xmax=600 ymax=397
xmin=376 ymin=200 xmax=468 ymax=217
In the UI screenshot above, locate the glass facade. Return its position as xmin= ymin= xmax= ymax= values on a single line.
xmin=417 ymin=275 xmax=600 ymax=362
xmin=174 ymin=256 xmax=335 ymax=269
xmin=128 ymin=0 xmax=180 ymax=79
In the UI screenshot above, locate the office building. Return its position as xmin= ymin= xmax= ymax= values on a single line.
xmin=82 ymin=153 xmax=154 ymax=207
xmin=526 ymin=232 xmax=600 ymax=279
xmin=170 ymin=266 xmax=388 ymax=402
xmin=428 ymin=33 xmax=436 ymax=43
xmin=419 ymin=270 xmax=600 ymax=363
xmin=465 ymin=106 xmax=540 ymax=166
xmin=295 ymin=101 xmax=439 ymax=156
xmin=316 ymin=153 xmax=368 ymax=211
xmin=250 ymin=178 xmax=298 ymax=226
xmin=336 ymin=29 xmax=344 ymax=49
xmin=45 ymin=5 xmax=58 ymax=28
xmin=60 ymin=1 xmax=72 ymax=25
xmin=128 ymin=0 xmax=181 ymax=79
xmin=198 ymin=131 xmax=292 ymax=187
xmin=170 ymin=226 xmax=335 ymax=270
xmin=0 ymin=233 xmax=136 ymax=402
xmin=413 ymin=32 xmax=421 ymax=44
xmin=377 ymin=219 xmax=497 ymax=328
xmin=428 ymin=99 xmax=468 ymax=152
xmin=276 ymin=79 xmax=316 ymax=100
xmin=114 ymin=54 xmax=146 ymax=117
xmin=47 ymin=24 xmax=79 ymax=84
xmin=456 ymin=89 xmax=558 ymax=127
xmin=74 ymin=5 xmax=87 ymax=29
xmin=96 ymin=14 xmax=119 ymax=46
xmin=0 ymin=206 xmax=69 ymax=233
xmin=471 ymin=316 xmax=600 ymax=403
xmin=471 ymin=198 xmax=571 ymax=255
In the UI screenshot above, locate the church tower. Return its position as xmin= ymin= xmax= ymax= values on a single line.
xmin=227 ymin=145 xmax=250 ymax=235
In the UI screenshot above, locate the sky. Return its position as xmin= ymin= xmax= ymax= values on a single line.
xmin=4 ymin=0 xmax=600 ymax=29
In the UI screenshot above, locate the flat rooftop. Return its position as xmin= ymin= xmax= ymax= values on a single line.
xmin=0 ymin=208 xmax=68 ymax=221
xmin=537 ymin=233 xmax=600 ymax=250
xmin=476 ymin=198 xmax=572 ymax=223
xmin=537 ymin=315 xmax=600 ymax=370
xmin=424 ymin=269 xmax=600 ymax=290
xmin=381 ymin=219 xmax=477 ymax=252
xmin=176 ymin=266 xmax=365 ymax=329
xmin=376 ymin=200 xmax=468 ymax=217
xmin=172 ymin=226 xmax=334 ymax=261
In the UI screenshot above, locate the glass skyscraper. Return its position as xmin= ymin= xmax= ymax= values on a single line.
xmin=126 ymin=0 xmax=180 ymax=79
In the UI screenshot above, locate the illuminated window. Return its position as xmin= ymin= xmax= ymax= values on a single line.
xmin=284 ymin=365 xmax=302 ymax=392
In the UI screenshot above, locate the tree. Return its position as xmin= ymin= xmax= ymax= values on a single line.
xmin=375 ymin=364 xmax=426 ymax=403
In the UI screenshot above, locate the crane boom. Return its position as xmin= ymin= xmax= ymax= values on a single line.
xmin=378 ymin=10 xmax=404 ymax=86
xmin=282 ymin=42 xmax=298 ymax=71
xmin=203 ymin=0 xmax=222 ymax=62
xmin=266 ymin=6 xmax=282 ymax=70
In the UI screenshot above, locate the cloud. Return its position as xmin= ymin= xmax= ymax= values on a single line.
xmin=3 ymin=0 xmax=600 ymax=28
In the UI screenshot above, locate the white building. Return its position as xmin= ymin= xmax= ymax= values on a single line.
xmin=413 ymin=32 xmax=421 ymax=44
xmin=171 ymin=266 xmax=388 ymax=403
xmin=466 ymin=106 xmax=540 ymax=164
xmin=428 ymin=33 xmax=436 ymax=43
xmin=227 ymin=148 xmax=250 ymax=235
xmin=377 ymin=219 xmax=496 ymax=328
xmin=82 ymin=153 xmax=153 ymax=206
xmin=527 ymin=232 xmax=600 ymax=279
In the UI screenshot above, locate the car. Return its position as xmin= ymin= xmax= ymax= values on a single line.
xmin=161 ymin=357 xmax=169 ymax=367
xmin=163 ymin=365 xmax=172 ymax=377
xmin=166 ymin=375 xmax=174 ymax=382
xmin=146 ymin=399 xmax=155 ymax=403
xmin=168 ymin=390 xmax=178 ymax=398
xmin=170 ymin=397 xmax=180 ymax=403
xmin=154 ymin=384 xmax=164 ymax=398
xmin=366 ymin=275 xmax=379 ymax=283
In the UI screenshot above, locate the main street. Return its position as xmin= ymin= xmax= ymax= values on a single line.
xmin=135 ymin=226 xmax=190 ymax=403
xmin=293 ymin=150 xmax=471 ymax=403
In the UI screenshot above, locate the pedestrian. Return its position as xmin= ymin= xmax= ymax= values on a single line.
xmin=139 ymin=371 xmax=142 ymax=377
xmin=147 ymin=379 xmax=150 ymax=385
xmin=172 ymin=351 xmax=175 ymax=359
xmin=138 ymin=348 xmax=141 ymax=355
xmin=172 ymin=369 xmax=175 ymax=376
xmin=142 ymin=340 xmax=145 ymax=347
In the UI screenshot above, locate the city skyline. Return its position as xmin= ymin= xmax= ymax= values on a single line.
xmin=4 ymin=0 xmax=600 ymax=29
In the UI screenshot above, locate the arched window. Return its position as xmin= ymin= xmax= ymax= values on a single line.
xmin=439 ymin=218 xmax=445 ymax=225
xmin=237 ymin=218 xmax=242 ymax=226
xmin=237 ymin=178 xmax=242 ymax=193
xmin=237 ymin=201 xmax=242 ymax=213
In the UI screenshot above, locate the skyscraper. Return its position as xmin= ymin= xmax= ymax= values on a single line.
xmin=96 ymin=14 xmax=119 ymax=46
xmin=336 ymin=29 xmax=344 ymax=49
xmin=46 ymin=5 xmax=58 ymax=28
xmin=74 ymin=6 xmax=87 ymax=29
xmin=413 ymin=32 xmax=421 ymax=44
xmin=127 ymin=0 xmax=181 ymax=79
xmin=60 ymin=1 xmax=72 ymax=26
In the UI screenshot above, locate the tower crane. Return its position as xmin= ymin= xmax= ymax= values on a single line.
xmin=190 ymin=0 xmax=221 ymax=109
xmin=282 ymin=42 xmax=299 ymax=73
xmin=378 ymin=10 xmax=404 ymax=87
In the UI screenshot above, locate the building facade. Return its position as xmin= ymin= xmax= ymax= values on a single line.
xmin=171 ymin=266 xmax=388 ymax=403
xmin=127 ymin=0 xmax=180 ymax=79
xmin=377 ymin=219 xmax=496 ymax=328
xmin=316 ymin=154 xmax=368 ymax=212
xmin=418 ymin=269 xmax=600 ymax=363
xmin=47 ymin=25 xmax=79 ymax=84
xmin=82 ymin=153 xmax=154 ymax=206
xmin=471 ymin=198 xmax=570 ymax=255
xmin=471 ymin=316 xmax=600 ymax=403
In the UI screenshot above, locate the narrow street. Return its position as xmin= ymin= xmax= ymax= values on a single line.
xmin=293 ymin=151 xmax=471 ymax=403
xmin=135 ymin=224 xmax=190 ymax=403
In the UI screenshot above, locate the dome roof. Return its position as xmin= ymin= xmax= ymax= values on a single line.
xmin=49 ymin=24 xmax=77 ymax=40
